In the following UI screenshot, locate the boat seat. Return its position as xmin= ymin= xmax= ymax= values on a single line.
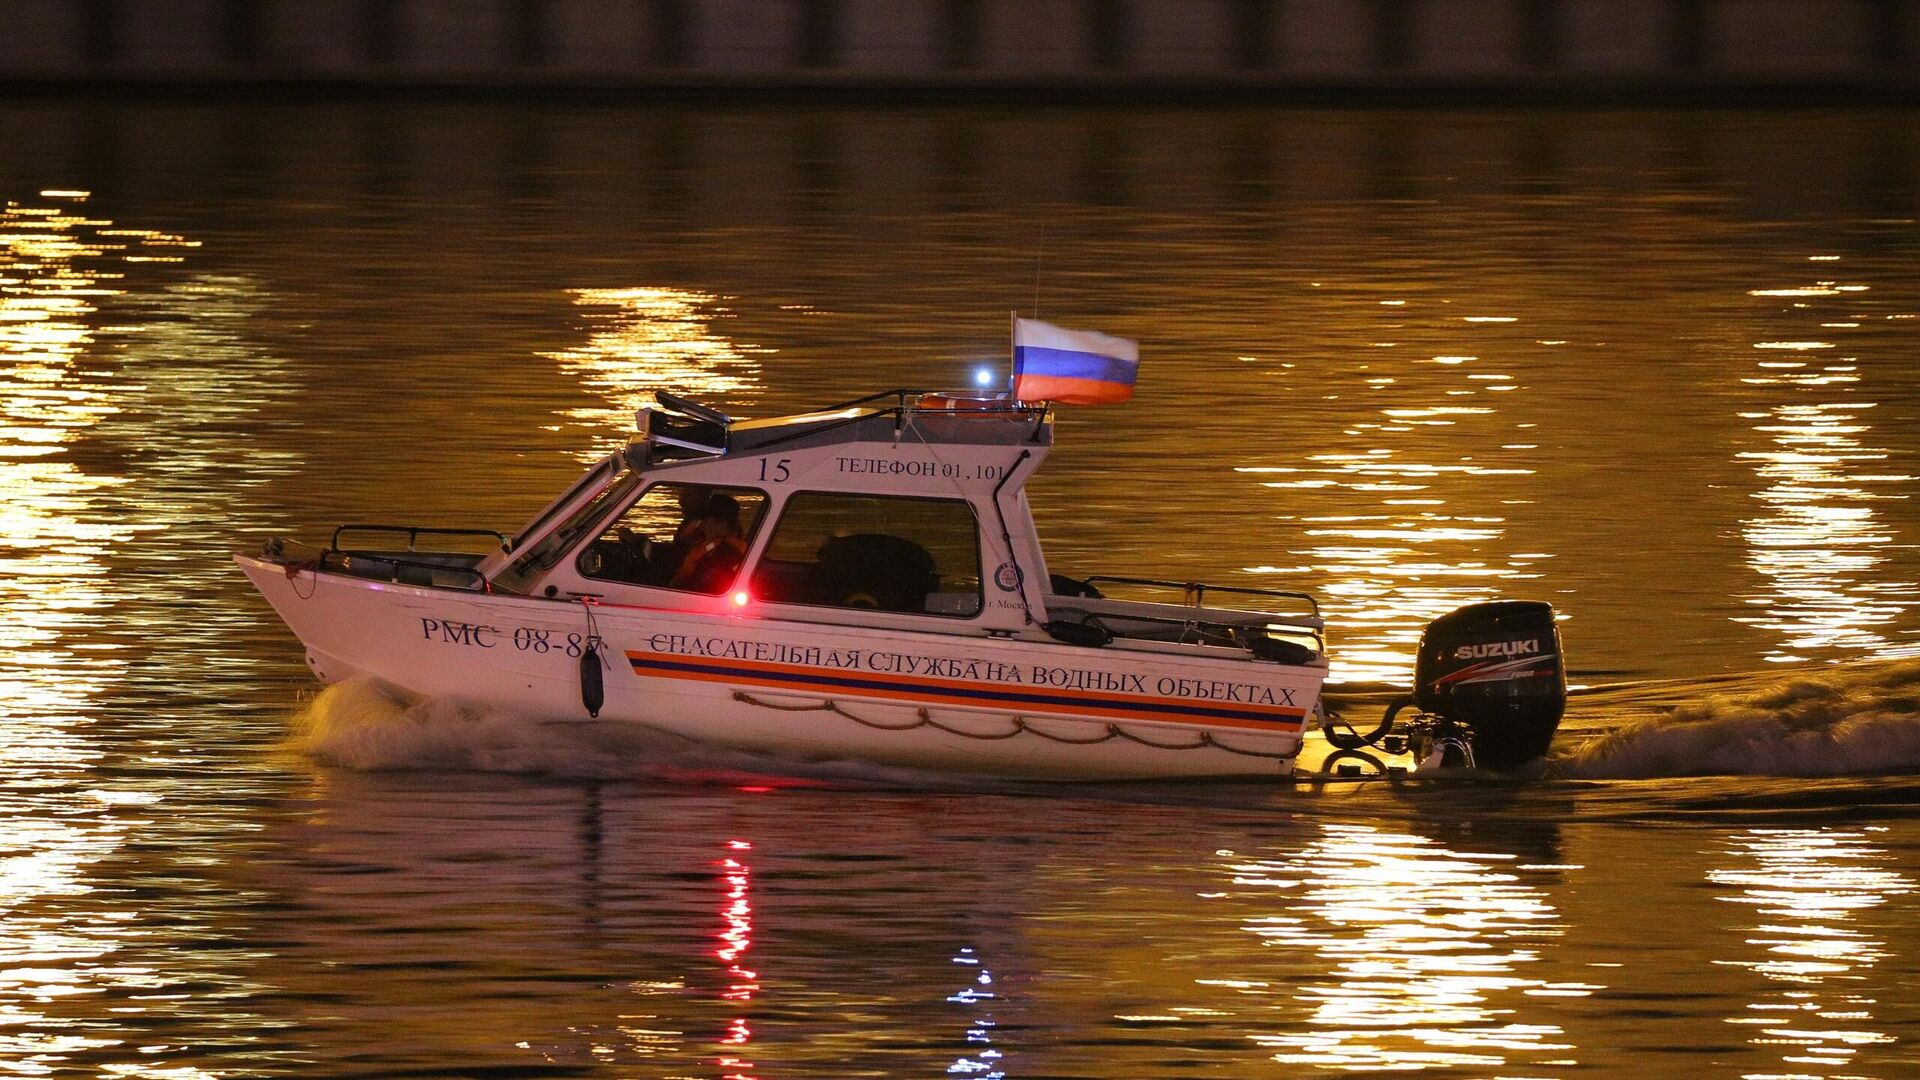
xmin=812 ymin=533 xmax=939 ymax=612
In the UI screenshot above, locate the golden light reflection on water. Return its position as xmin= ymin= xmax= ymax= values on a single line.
xmin=1239 ymin=331 xmax=1544 ymax=683
xmin=1228 ymin=823 xmax=1590 ymax=1073
xmin=1736 ymin=277 xmax=1920 ymax=665
xmin=1710 ymin=828 xmax=1912 ymax=1078
xmin=0 ymin=192 xmax=215 ymax=1077
xmin=545 ymin=287 xmax=767 ymax=458
xmin=946 ymin=946 xmax=1006 ymax=1079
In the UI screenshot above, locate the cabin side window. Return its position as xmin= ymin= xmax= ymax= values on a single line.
xmin=749 ymin=493 xmax=983 ymax=617
xmin=577 ymin=482 xmax=768 ymax=595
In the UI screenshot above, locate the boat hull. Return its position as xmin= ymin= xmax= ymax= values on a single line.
xmin=237 ymin=555 xmax=1319 ymax=780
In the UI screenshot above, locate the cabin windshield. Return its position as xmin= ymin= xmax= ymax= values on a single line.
xmin=505 ymin=454 xmax=619 ymax=555
xmin=749 ymin=492 xmax=983 ymax=617
xmin=494 ymin=469 xmax=644 ymax=592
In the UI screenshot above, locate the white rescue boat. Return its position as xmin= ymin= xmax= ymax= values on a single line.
xmin=238 ymin=389 xmax=1566 ymax=780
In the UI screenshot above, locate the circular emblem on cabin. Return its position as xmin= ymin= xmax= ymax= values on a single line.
xmin=994 ymin=561 xmax=1022 ymax=592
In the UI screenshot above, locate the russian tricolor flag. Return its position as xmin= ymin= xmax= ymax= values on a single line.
xmin=1011 ymin=317 xmax=1139 ymax=405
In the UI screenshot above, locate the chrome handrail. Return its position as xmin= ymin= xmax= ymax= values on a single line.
xmin=1080 ymin=575 xmax=1320 ymax=617
xmin=1064 ymin=608 xmax=1323 ymax=658
xmin=330 ymin=524 xmax=507 ymax=553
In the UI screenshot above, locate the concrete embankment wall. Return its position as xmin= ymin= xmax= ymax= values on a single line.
xmin=0 ymin=0 xmax=1915 ymax=96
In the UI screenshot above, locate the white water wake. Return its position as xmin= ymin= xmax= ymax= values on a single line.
xmin=284 ymin=677 xmax=955 ymax=787
xmin=1555 ymin=659 xmax=1920 ymax=779
xmin=288 ymin=661 xmax=1920 ymax=787
xmin=286 ymin=678 xmax=681 ymax=777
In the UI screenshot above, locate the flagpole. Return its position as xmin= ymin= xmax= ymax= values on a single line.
xmin=1032 ymin=221 xmax=1044 ymax=320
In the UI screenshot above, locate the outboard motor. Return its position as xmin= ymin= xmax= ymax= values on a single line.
xmin=1322 ymin=599 xmax=1566 ymax=775
xmin=1413 ymin=600 xmax=1566 ymax=771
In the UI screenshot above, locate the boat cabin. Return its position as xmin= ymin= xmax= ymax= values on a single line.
xmin=440 ymin=391 xmax=1316 ymax=662
xmin=476 ymin=391 xmax=1053 ymax=631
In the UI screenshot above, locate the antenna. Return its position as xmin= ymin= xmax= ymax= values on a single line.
xmin=1032 ymin=221 xmax=1044 ymax=319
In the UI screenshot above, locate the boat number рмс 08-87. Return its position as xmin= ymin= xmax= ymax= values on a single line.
xmin=419 ymin=618 xmax=587 ymax=656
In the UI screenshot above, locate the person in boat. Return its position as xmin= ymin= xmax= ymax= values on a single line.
xmin=612 ymin=484 xmax=712 ymax=585
xmin=669 ymin=486 xmax=711 ymax=550
xmin=671 ymin=493 xmax=747 ymax=593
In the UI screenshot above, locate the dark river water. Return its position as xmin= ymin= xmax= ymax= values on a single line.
xmin=3 ymin=101 xmax=1919 ymax=1077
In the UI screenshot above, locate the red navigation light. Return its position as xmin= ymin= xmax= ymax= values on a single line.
xmin=732 ymin=590 xmax=751 ymax=608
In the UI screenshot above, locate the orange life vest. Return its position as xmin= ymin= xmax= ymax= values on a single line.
xmin=674 ymin=534 xmax=747 ymax=592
